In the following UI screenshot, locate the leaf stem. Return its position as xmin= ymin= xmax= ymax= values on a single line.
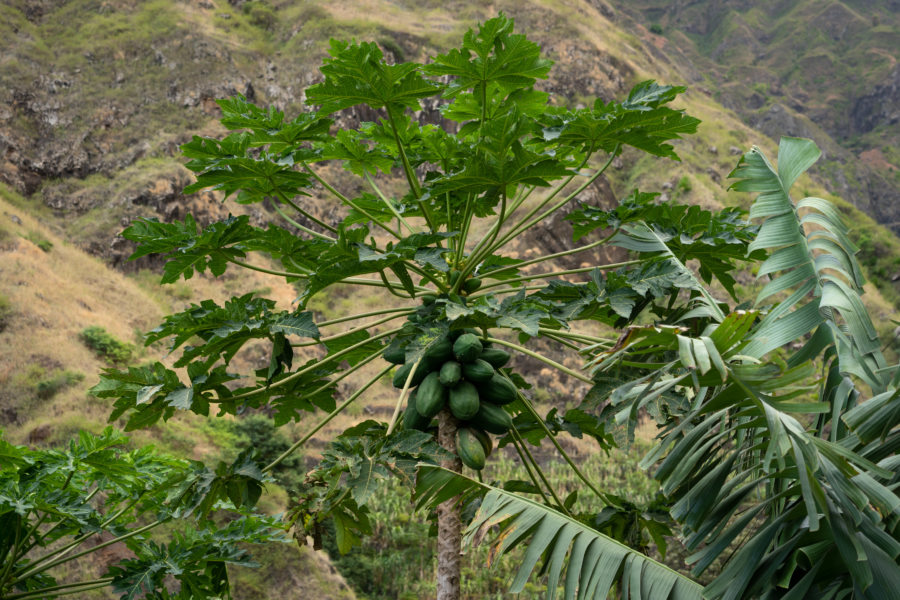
xmin=510 ymin=426 xmax=571 ymax=516
xmin=263 ymin=365 xmax=393 ymax=474
xmin=467 ymin=284 xmax=548 ymax=299
xmin=386 ymin=357 xmax=424 ymax=435
xmin=274 ymin=189 xmax=338 ymax=236
xmin=228 ymin=259 xmax=309 ymax=278
xmin=16 ymin=521 xmax=162 ymax=582
xmin=317 ymin=308 xmax=414 ymax=328
xmin=540 ymin=331 xmax=582 ymax=352
xmin=302 ymin=163 xmax=403 ymax=239
xmin=365 ymin=172 xmax=417 ymax=234
xmin=538 ymin=328 xmax=614 ymax=346
xmin=485 ymin=337 xmax=593 ymax=384
xmin=479 ymin=233 xmax=618 ymax=278
xmin=5 ymin=577 xmax=115 ymax=600
xmin=508 ymin=433 xmax=554 ymax=508
xmin=510 ymin=385 xmax=613 ymax=505
xmin=454 ymin=194 xmax=476 ymax=267
xmin=488 ymin=148 xmax=618 ymax=257
xmin=227 ymin=327 xmax=402 ymax=400
xmin=226 ymin=259 xmax=429 ymax=292
xmin=478 ymin=262 xmax=639 ymax=291
xmin=386 ymin=106 xmax=437 ymax=230
xmin=456 ymin=190 xmax=508 ymax=288
xmin=379 ymin=269 xmax=414 ymax=298
xmin=292 ymin=313 xmax=409 ymax=347
xmin=291 ymin=350 xmax=382 ymax=400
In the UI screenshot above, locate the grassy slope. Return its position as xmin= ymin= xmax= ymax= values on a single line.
xmin=0 ymin=182 xmax=359 ymax=599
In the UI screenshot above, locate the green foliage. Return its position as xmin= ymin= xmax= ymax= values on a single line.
xmin=416 ymin=466 xmax=701 ymax=600
xmin=328 ymin=445 xmax=664 ymax=599
xmin=287 ymin=420 xmax=447 ymax=555
xmin=0 ymin=428 xmax=286 ymax=600
xmin=649 ymin=23 xmax=664 ymax=35
xmin=0 ymin=293 xmax=12 ymax=331
xmin=79 ymin=326 xmax=135 ymax=364
xmin=13 ymin=365 xmax=84 ymax=401
xmin=589 ymin=139 xmax=900 ymax=599
xmin=23 ymin=230 xmax=52 ymax=252
xmin=242 ymin=1 xmax=276 ymax=31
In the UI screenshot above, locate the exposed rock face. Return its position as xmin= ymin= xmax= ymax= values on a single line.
xmin=852 ymin=65 xmax=900 ymax=135
xmin=610 ymin=0 xmax=900 ymax=231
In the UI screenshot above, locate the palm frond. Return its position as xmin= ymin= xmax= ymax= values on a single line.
xmin=729 ymin=137 xmax=890 ymax=391
xmin=415 ymin=465 xmax=704 ymax=600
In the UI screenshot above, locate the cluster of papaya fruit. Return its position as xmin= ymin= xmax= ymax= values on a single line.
xmin=385 ymin=329 xmax=517 ymax=471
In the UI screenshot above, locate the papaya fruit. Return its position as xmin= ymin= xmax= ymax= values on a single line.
xmin=383 ymin=341 xmax=406 ymax=365
xmin=449 ymin=381 xmax=480 ymax=420
xmin=461 ymin=359 xmax=494 ymax=383
xmin=453 ymin=333 xmax=482 ymax=363
xmin=479 ymin=348 xmax=510 ymax=368
xmin=416 ymin=372 xmax=447 ymax=418
xmin=456 ymin=427 xmax=486 ymax=470
xmin=470 ymin=427 xmax=493 ymax=458
xmin=462 ymin=277 xmax=482 ymax=293
xmin=422 ymin=336 xmax=454 ymax=370
xmin=471 ymin=402 xmax=513 ymax=434
xmin=478 ymin=373 xmax=517 ymax=405
xmin=402 ymin=393 xmax=430 ymax=431
xmin=392 ymin=361 xmax=428 ymax=388
xmin=439 ymin=361 xmax=462 ymax=387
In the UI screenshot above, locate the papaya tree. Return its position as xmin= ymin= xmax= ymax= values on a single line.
xmin=89 ymin=14 xmax=900 ymax=600
xmin=0 ymin=428 xmax=286 ymax=599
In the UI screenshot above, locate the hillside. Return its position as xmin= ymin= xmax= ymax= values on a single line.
xmin=610 ymin=0 xmax=900 ymax=230
xmin=2 ymin=0 xmax=899 ymax=597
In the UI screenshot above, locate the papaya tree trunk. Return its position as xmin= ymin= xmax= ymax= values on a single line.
xmin=436 ymin=409 xmax=462 ymax=600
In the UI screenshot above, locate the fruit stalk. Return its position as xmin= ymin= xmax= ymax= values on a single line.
xmin=436 ymin=408 xmax=462 ymax=600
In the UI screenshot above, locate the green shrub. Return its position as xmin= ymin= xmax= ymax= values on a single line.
xmin=12 ymin=364 xmax=84 ymax=400
xmin=79 ymin=326 xmax=135 ymax=364
xmin=242 ymin=1 xmax=276 ymax=30
xmin=232 ymin=414 xmax=304 ymax=492
xmin=36 ymin=369 xmax=84 ymax=399
xmin=649 ymin=23 xmax=663 ymax=34
xmin=24 ymin=230 xmax=53 ymax=252
xmin=0 ymin=293 xmax=12 ymax=331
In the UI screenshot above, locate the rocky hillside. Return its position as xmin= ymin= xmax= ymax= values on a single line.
xmin=610 ymin=0 xmax=900 ymax=231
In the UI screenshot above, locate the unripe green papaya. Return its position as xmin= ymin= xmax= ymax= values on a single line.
xmin=402 ymin=392 xmax=430 ymax=431
xmin=462 ymin=359 xmax=494 ymax=383
xmin=422 ymin=336 xmax=453 ymax=370
xmin=416 ymin=372 xmax=447 ymax=418
xmin=453 ymin=333 xmax=482 ymax=363
xmin=480 ymin=348 xmax=510 ymax=368
xmin=392 ymin=361 xmax=428 ymax=388
xmin=478 ymin=373 xmax=517 ymax=405
xmin=470 ymin=427 xmax=493 ymax=458
xmin=439 ymin=361 xmax=462 ymax=387
xmin=462 ymin=277 xmax=482 ymax=293
xmin=383 ymin=341 xmax=406 ymax=365
xmin=449 ymin=381 xmax=480 ymax=420
xmin=456 ymin=427 xmax=486 ymax=470
xmin=471 ymin=402 xmax=513 ymax=435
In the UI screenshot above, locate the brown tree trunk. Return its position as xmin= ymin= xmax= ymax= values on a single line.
xmin=436 ymin=409 xmax=462 ymax=600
